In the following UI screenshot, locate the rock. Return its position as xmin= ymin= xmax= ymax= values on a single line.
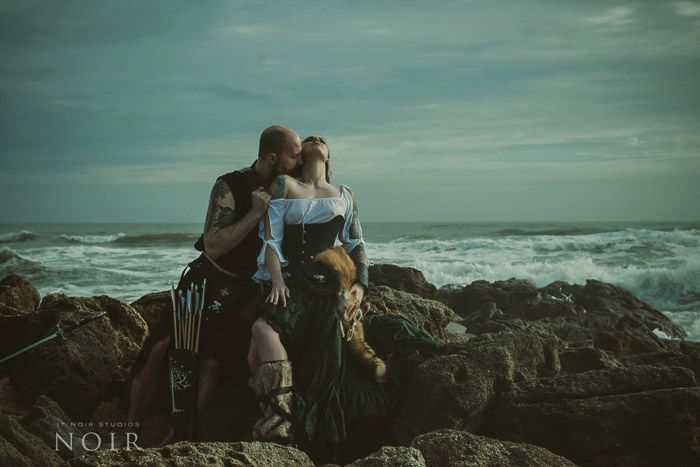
xmin=558 ymin=346 xmax=621 ymax=374
xmin=391 ymin=329 xmax=562 ymax=444
xmin=438 ymin=278 xmax=686 ymax=357
xmin=68 ymin=440 xmax=314 ymax=466
xmin=0 ymin=275 xmax=42 ymax=374
xmin=0 ymin=315 xmax=30 ymax=377
xmin=497 ymin=365 xmax=696 ymax=405
xmin=20 ymin=394 xmax=91 ymax=460
xmin=346 ymin=446 xmax=425 ymax=467
xmin=412 ymin=429 xmax=577 ymax=467
xmin=0 ymin=413 xmax=64 ymax=466
xmin=436 ymin=278 xmax=539 ymax=318
xmin=0 ymin=377 xmax=25 ymax=417
xmin=130 ymin=290 xmax=170 ymax=334
xmin=10 ymin=293 xmax=148 ymax=420
xmin=0 ymin=274 xmax=40 ymax=315
xmin=620 ymin=340 xmax=700 ymax=380
xmin=365 ymin=286 xmax=458 ymax=342
xmin=484 ymin=387 xmax=700 ymax=466
xmin=368 ymin=264 xmax=437 ymax=299
xmin=0 ymin=434 xmax=32 ymax=467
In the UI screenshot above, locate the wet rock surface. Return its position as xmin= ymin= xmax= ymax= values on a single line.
xmin=365 ymin=285 xmax=458 ymax=342
xmin=67 ymin=441 xmax=314 ymax=466
xmin=1 ymin=272 xmax=699 ymax=466
xmin=411 ymin=429 xmax=577 ymax=467
xmin=368 ymin=264 xmax=437 ymax=299
xmin=345 ymin=445 xmax=425 ymax=467
xmin=9 ymin=293 xmax=148 ymax=420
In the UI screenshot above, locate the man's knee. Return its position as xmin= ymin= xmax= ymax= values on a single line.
xmin=251 ymin=318 xmax=278 ymax=342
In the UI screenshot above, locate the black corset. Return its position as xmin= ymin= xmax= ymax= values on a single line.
xmin=282 ymin=216 xmax=345 ymax=267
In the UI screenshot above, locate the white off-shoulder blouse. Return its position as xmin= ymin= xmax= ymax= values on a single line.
xmin=253 ymin=184 xmax=364 ymax=283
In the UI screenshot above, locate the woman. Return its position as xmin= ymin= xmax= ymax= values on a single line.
xmin=248 ymin=136 xmax=437 ymax=463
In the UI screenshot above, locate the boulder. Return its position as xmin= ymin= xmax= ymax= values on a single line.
xmin=0 ymin=413 xmax=64 ymax=466
xmin=130 ymin=290 xmax=170 ymax=334
xmin=438 ymin=278 xmax=686 ymax=357
xmin=368 ymin=264 xmax=437 ymax=299
xmin=10 ymin=293 xmax=148 ymax=419
xmin=0 ymin=274 xmax=40 ymax=315
xmin=20 ymin=394 xmax=91 ymax=460
xmin=0 ymin=274 xmax=42 ymax=374
xmin=436 ymin=278 xmax=539 ymax=318
xmin=391 ymin=329 xmax=562 ymax=444
xmin=496 ymin=365 xmax=696 ymax=405
xmin=365 ymin=286 xmax=458 ymax=342
xmin=346 ymin=446 xmax=425 ymax=467
xmin=620 ymin=340 xmax=700 ymax=380
xmin=0 ymin=434 xmax=31 ymax=467
xmin=411 ymin=429 xmax=577 ymax=467
xmin=68 ymin=440 xmax=314 ymax=466
xmin=484 ymin=387 xmax=700 ymax=466
xmin=558 ymin=346 xmax=621 ymax=374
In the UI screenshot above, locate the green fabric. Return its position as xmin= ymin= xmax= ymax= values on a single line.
xmin=260 ymin=279 xmax=439 ymax=461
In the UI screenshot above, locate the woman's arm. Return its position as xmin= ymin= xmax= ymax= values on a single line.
xmin=340 ymin=186 xmax=369 ymax=303
xmin=264 ymin=175 xmax=291 ymax=307
xmin=264 ymin=212 xmax=290 ymax=307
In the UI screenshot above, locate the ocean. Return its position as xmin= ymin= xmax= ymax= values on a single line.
xmin=1 ymin=221 xmax=699 ymax=341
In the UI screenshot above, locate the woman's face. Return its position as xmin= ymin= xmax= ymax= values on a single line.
xmin=301 ymin=136 xmax=329 ymax=162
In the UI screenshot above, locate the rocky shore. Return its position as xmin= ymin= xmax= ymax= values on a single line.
xmin=0 ymin=267 xmax=698 ymax=466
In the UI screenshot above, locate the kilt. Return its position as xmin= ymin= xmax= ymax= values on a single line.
xmin=131 ymin=254 xmax=260 ymax=377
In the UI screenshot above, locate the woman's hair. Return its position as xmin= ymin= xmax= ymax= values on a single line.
xmin=302 ymin=135 xmax=330 ymax=182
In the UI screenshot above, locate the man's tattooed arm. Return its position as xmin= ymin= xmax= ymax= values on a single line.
xmin=202 ymin=179 xmax=266 ymax=260
xmin=204 ymin=180 xmax=236 ymax=233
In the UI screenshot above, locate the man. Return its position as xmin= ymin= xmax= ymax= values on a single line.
xmin=124 ymin=125 xmax=303 ymax=446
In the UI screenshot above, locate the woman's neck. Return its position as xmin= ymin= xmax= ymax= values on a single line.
xmin=301 ymin=159 xmax=327 ymax=187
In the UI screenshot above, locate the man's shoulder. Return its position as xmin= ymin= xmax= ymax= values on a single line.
xmin=215 ymin=163 xmax=257 ymax=187
xmin=218 ymin=165 xmax=253 ymax=180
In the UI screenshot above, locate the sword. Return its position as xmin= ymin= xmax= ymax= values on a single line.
xmin=0 ymin=310 xmax=106 ymax=365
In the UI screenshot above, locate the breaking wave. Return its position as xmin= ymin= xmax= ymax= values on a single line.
xmin=0 ymin=247 xmax=25 ymax=264
xmin=0 ymin=231 xmax=38 ymax=243
xmin=61 ymin=233 xmax=127 ymax=244
xmin=60 ymin=233 xmax=195 ymax=246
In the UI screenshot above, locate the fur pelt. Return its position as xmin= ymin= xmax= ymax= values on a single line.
xmin=312 ymin=246 xmax=387 ymax=383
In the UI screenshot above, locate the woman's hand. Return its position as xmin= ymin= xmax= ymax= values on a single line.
xmin=267 ymin=280 xmax=290 ymax=307
xmin=350 ymin=283 xmax=365 ymax=304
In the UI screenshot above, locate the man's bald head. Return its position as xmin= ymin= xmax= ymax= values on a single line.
xmin=258 ymin=125 xmax=300 ymax=159
xmin=256 ymin=125 xmax=303 ymax=180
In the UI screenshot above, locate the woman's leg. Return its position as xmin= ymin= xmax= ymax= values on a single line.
xmin=251 ymin=317 xmax=287 ymax=366
xmin=248 ymin=316 xmax=293 ymax=443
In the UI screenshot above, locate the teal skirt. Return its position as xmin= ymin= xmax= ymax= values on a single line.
xmin=260 ymin=279 xmax=438 ymax=463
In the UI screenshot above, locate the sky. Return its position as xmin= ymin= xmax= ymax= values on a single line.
xmin=1 ymin=0 xmax=699 ymax=223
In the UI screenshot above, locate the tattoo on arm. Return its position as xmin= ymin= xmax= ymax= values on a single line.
xmin=270 ymin=175 xmax=286 ymax=199
xmin=213 ymin=206 xmax=236 ymax=232
xmin=349 ymin=193 xmax=364 ymax=241
xmin=348 ymin=191 xmax=369 ymax=286
xmin=205 ymin=180 xmax=236 ymax=232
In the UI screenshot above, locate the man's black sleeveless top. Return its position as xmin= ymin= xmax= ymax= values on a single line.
xmin=194 ymin=166 xmax=262 ymax=281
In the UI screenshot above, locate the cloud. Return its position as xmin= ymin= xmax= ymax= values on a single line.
xmin=672 ymin=2 xmax=700 ymax=16
xmin=584 ymin=7 xmax=635 ymax=27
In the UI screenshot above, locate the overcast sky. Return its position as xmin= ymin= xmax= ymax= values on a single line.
xmin=1 ymin=0 xmax=699 ymax=222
